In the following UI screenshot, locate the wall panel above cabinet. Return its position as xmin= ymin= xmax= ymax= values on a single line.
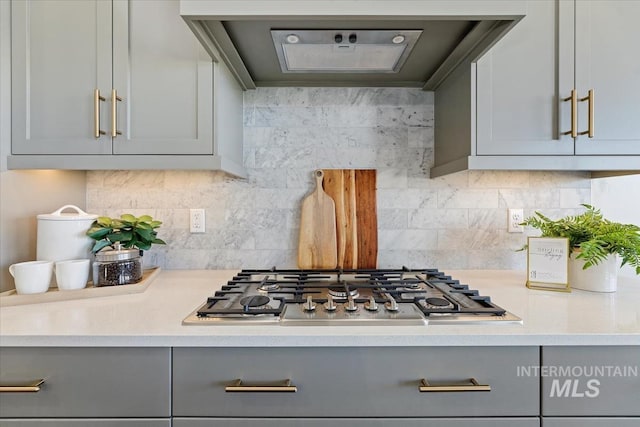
xmin=9 ymin=0 xmax=245 ymax=177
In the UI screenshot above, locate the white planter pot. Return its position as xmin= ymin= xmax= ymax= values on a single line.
xmin=568 ymin=253 xmax=618 ymax=293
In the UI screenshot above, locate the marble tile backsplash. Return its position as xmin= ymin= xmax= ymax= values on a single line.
xmin=86 ymin=87 xmax=591 ymax=271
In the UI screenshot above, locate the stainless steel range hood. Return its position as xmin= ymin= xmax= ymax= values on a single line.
xmin=180 ymin=1 xmax=525 ymax=90
xmin=271 ymin=29 xmax=423 ymax=73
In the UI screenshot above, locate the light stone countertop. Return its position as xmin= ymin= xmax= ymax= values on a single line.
xmin=1 ymin=270 xmax=639 ymax=347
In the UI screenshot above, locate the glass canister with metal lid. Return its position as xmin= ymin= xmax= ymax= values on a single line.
xmin=93 ymin=244 xmax=142 ymax=286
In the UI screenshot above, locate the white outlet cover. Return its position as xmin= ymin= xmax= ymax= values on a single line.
xmin=190 ymin=209 xmax=206 ymax=233
xmin=508 ymin=208 xmax=524 ymax=233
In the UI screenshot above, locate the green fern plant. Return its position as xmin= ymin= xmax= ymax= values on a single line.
xmin=520 ymin=205 xmax=640 ymax=274
xmin=86 ymin=214 xmax=166 ymax=253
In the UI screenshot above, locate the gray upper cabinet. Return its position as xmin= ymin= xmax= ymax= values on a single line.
xmin=9 ymin=0 xmax=245 ymax=176
xmin=111 ymin=0 xmax=212 ymax=155
xmin=475 ymin=0 xmax=574 ymax=156
xmin=573 ymin=0 xmax=640 ymax=155
xmin=431 ymin=0 xmax=640 ymax=177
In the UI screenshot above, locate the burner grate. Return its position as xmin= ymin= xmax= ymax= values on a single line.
xmin=186 ymin=267 xmax=516 ymax=324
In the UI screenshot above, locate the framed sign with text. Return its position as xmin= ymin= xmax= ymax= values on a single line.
xmin=526 ymin=237 xmax=570 ymax=292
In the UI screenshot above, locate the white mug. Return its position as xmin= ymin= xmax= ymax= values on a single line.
xmin=9 ymin=260 xmax=53 ymax=295
xmin=55 ymin=259 xmax=90 ymax=291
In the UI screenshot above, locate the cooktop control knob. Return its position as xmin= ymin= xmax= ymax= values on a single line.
xmin=344 ymin=296 xmax=358 ymax=312
xmin=303 ymin=295 xmax=316 ymax=312
xmin=385 ymin=295 xmax=399 ymax=312
xmin=323 ymin=295 xmax=337 ymax=311
xmin=364 ymin=296 xmax=379 ymax=311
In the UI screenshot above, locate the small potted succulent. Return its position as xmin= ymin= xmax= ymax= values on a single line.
xmin=521 ymin=204 xmax=640 ymax=292
xmin=86 ymin=214 xmax=166 ymax=286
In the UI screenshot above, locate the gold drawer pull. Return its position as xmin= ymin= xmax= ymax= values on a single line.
xmin=225 ymin=379 xmax=297 ymax=393
xmin=419 ymin=377 xmax=491 ymax=392
xmin=0 ymin=379 xmax=45 ymax=393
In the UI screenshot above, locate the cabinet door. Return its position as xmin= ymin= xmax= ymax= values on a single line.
xmin=174 ymin=418 xmax=540 ymax=427
xmin=11 ymin=0 xmax=112 ymax=155
xmin=475 ymin=0 xmax=575 ymax=156
xmin=112 ymin=0 xmax=213 ymax=155
xmin=0 ymin=421 xmax=170 ymax=427
xmin=173 ymin=347 xmax=539 ymax=418
xmin=574 ymin=0 xmax=640 ymax=155
xmin=543 ymin=418 xmax=640 ymax=427
xmin=0 ymin=347 xmax=171 ymax=418
xmin=541 ymin=346 xmax=640 ymax=416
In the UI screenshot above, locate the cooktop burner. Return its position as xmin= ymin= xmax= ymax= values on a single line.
xmin=424 ymin=297 xmax=450 ymax=307
xmin=239 ymin=295 xmax=270 ymax=309
xmin=328 ymin=286 xmax=359 ymax=299
xmin=182 ymin=267 xmax=522 ymax=326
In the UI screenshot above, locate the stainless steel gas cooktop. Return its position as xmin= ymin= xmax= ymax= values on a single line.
xmin=182 ymin=268 xmax=522 ymax=326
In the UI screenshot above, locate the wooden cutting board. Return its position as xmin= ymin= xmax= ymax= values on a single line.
xmin=297 ymin=170 xmax=338 ymax=269
xmin=322 ymin=169 xmax=377 ymax=269
xmin=354 ymin=169 xmax=378 ymax=269
xmin=323 ymin=169 xmax=358 ymax=268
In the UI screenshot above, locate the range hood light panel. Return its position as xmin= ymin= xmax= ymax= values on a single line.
xmin=271 ymin=29 xmax=422 ymax=73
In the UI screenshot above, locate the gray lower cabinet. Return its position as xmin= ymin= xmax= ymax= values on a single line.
xmin=173 ymin=346 xmax=539 ymax=418
xmin=0 ymin=421 xmax=170 ymax=427
xmin=0 ymin=347 xmax=171 ymax=420
xmin=542 ymin=419 xmax=640 ymax=427
xmin=541 ymin=346 xmax=640 ymax=417
xmin=174 ymin=418 xmax=540 ymax=427
xmin=9 ymin=0 xmax=244 ymax=176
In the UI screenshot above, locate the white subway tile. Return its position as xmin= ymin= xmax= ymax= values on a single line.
xmin=408 ymin=209 xmax=468 ymax=229
xmin=438 ymin=189 xmax=499 ymax=208
xmin=378 ymin=229 xmax=437 ymax=250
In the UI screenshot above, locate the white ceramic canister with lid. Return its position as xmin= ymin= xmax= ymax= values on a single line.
xmin=37 ymin=205 xmax=99 ymax=262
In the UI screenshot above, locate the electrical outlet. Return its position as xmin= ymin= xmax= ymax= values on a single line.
xmin=190 ymin=209 xmax=206 ymax=233
xmin=508 ymin=208 xmax=524 ymax=233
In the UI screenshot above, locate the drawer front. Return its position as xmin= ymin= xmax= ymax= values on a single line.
xmin=543 ymin=418 xmax=640 ymax=427
xmin=0 ymin=420 xmax=171 ymax=427
xmin=0 ymin=347 xmax=171 ymax=418
xmin=173 ymin=347 xmax=539 ymax=417
xmin=175 ymin=418 xmax=540 ymax=427
xmin=542 ymin=346 xmax=640 ymax=416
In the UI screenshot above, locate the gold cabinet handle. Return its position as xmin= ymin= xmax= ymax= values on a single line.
xmin=94 ymin=89 xmax=106 ymax=138
xmin=419 ymin=378 xmax=491 ymax=392
xmin=562 ymin=89 xmax=578 ymax=138
xmin=225 ymin=379 xmax=297 ymax=393
xmin=0 ymin=379 xmax=45 ymax=393
xmin=579 ymin=89 xmax=595 ymax=138
xmin=111 ymin=89 xmax=123 ymax=137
